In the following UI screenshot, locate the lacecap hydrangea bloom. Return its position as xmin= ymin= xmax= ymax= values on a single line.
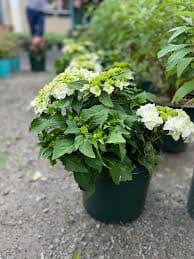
xmin=31 ymin=67 xmax=133 ymax=114
xmin=136 ymin=104 xmax=194 ymax=143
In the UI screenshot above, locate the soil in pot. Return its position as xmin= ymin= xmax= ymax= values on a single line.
xmin=83 ymin=167 xmax=151 ymax=224
xmin=187 ymin=171 xmax=194 ymax=220
xmin=156 ymin=135 xmax=187 ymax=153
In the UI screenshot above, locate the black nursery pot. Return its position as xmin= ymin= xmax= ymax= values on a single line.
xmin=183 ymin=106 xmax=194 ymax=123
xmin=187 ymin=171 xmax=194 ymax=219
xmin=158 ymin=135 xmax=187 ymax=153
xmin=83 ymin=167 xmax=151 ymax=224
xmin=29 ymin=52 xmax=46 ymax=72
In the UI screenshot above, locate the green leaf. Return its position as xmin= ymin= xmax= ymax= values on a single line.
xmin=84 ymin=155 xmax=102 ymax=172
xmin=99 ymin=92 xmax=113 ymax=107
xmin=63 ymin=154 xmax=88 ymax=173
xmin=30 ymin=114 xmax=64 ymax=133
xmin=73 ymin=172 xmax=95 ymax=197
xmin=65 ymin=120 xmax=79 ymax=134
xmin=172 ymin=79 xmax=194 ymax=104
xmin=81 ymin=105 xmax=109 ymax=126
xmin=74 ymin=135 xmax=84 ymax=150
xmin=119 ymin=143 xmax=126 ymax=161
xmin=106 ymin=127 xmax=126 ymax=144
xmin=177 ymin=58 xmax=193 ymax=77
xmin=52 ymin=137 xmax=74 ymax=159
xmin=107 ymin=158 xmax=134 ymax=185
xmin=168 ymin=26 xmax=189 ymax=42
xmin=79 ymin=140 xmax=95 ymax=158
xmin=0 ymin=151 xmax=6 ymax=168
xmin=158 ymin=44 xmax=188 ymax=58
xmin=166 ymin=48 xmax=192 ymax=72
xmin=39 ymin=147 xmax=52 ymax=158
xmin=69 ymin=80 xmax=88 ymax=90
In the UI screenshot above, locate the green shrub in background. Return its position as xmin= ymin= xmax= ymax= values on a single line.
xmin=158 ymin=10 xmax=194 ymax=103
xmin=0 ymin=32 xmax=18 ymax=59
xmin=89 ymin=0 xmax=190 ymax=90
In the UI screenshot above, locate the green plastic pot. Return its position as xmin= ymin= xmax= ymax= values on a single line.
xmin=158 ymin=135 xmax=187 ymax=153
xmin=187 ymin=171 xmax=194 ymax=219
xmin=29 ymin=53 xmax=46 ymax=72
xmin=83 ymin=167 xmax=151 ymax=224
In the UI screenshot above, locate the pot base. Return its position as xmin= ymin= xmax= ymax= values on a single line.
xmin=83 ymin=168 xmax=150 ymax=224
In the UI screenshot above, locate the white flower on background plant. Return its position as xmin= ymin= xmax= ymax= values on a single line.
xmin=104 ymin=82 xmax=114 ymax=94
xmin=90 ymin=85 xmax=101 ymax=96
xmin=163 ymin=110 xmax=191 ymax=141
xmin=136 ymin=103 xmax=163 ymax=130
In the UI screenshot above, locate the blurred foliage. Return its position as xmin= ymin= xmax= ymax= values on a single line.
xmin=0 ymin=32 xmax=19 ymax=58
xmin=158 ymin=10 xmax=194 ymax=103
xmin=88 ymin=0 xmax=191 ymax=90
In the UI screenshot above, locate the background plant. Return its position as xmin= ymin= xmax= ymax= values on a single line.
xmin=89 ymin=0 xmax=190 ymax=90
xmin=158 ymin=10 xmax=194 ymax=104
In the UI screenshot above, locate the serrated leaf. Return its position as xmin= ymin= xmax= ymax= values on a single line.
xmin=73 ymin=172 xmax=95 ymax=196
xmin=74 ymin=135 xmax=84 ymax=150
xmin=107 ymin=158 xmax=133 ymax=185
xmin=65 ymin=120 xmax=79 ymax=134
xmin=52 ymin=137 xmax=74 ymax=159
xmin=106 ymin=127 xmax=126 ymax=144
xmin=39 ymin=147 xmax=52 ymax=158
xmin=79 ymin=140 xmax=95 ymax=158
xmin=172 ymin=79 xmax=194 ymax=104
xmin=158 ymin=44 xmax=188 ymax=58
xmin=30 ymin=114 xmax=64 ymax=133
xmin=99 ymin=92 xmax=113 ymax=107
xmin=63 ymin=154 xmax=88 ymax=173
xmin=177 ymin=57 xmax=193 ymax=77
xmin=81 ymin=105 xmax=109 ymax=126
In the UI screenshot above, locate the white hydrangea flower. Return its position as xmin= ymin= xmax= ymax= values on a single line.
xmin=136 ymin=104 xmax=163 ymax=130
xmin=52 ymin=83 xmax=68 ymax=99
xmin=104 ymin=82 xmax=114 ymax=94
xmin=80 ymin=84 xmax=90 ymax=92
xmin=31 ymin=96 xmax=49 ymax=114
xmin=163 ymin=110 xmax=191 ymax=141
xmin=90 ymin=85 xmax=101 ymax=96
xmin=115 ymin=80 xmax=129 ymax=90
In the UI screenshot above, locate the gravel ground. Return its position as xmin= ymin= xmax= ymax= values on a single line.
xmin=0 ymin=72 xmax=194 ymax=259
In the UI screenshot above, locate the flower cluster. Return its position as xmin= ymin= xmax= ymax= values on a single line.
xmin=137 ymin=104 xmax=194 ymax=143
xmin=31 ymin=67 xmax=97 ymax=114
xmin=81 ymin=67 xmax=133 ymax=96
xmin=31 ymin=66 xmax=134 ymax=114
xmin=66 ymin=53 xmax=102 ymax=73
xmin=62 ymin=39 xmax=94 ymax=55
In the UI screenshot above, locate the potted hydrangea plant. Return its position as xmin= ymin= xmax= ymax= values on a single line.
xmin=30 ymin=65 xmax=194 ymax=223
xmin=29 ymin=37 xmax=47 ymax=72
